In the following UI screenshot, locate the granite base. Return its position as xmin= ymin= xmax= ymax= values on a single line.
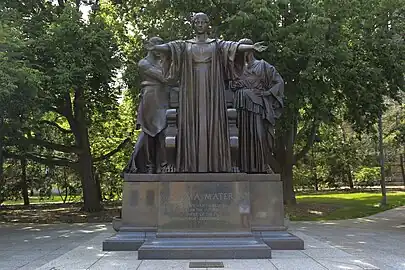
xmin=103 ymin=229 xmax=304 ymax=253
xmin=102 ymin=173 xmax=304 ymax=258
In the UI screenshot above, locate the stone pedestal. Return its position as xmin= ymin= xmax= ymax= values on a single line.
xmin=102 ymin=173 xmax=303 ymax=259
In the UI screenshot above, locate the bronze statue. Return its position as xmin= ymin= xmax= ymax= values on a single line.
xmin=123 ymin=37 xmax=169 ymax=174
xmin=149 ymin=12 xmax=267 ymax=173
xmin=231 ymin=38 xmax=284 ymax=173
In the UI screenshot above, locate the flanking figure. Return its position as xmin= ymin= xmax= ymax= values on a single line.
xmin=231 ymin=38 xmax=285 ymax=173
xmin=123 ymin=37 xmax=170 ymax=174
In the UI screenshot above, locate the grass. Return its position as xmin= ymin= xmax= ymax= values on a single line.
xmin=287 ymin=191 xmax=405 ymax=221
xmin=0 ymin=201 xmax=121 ymax=224
xmin=2 ymin=195 xmax=81 ymax=205
xmin=2 ymin=191 xmax=405 ymax=223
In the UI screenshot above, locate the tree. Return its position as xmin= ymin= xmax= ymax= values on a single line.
xmin=0 ymin=4 xmax=41 ymax=203
xmin=2 ymin=0 xmax=128 ymax=211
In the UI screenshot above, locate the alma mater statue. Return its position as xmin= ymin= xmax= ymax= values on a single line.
xmin=149 ymin=12 xmax=267 ymax=173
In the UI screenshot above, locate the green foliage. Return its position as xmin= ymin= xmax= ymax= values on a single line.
xmin=31 ymin=4 xmax=121 ymax=118
xmin=0 ymin=6 xmax=41 ymax=123
xmin=1 ymin=0 xmax=404 ymax=206
xmin=91 ymin=91 xmax=137 ymax=200
xmin=354 ymin=167 xmax=380 ymax=187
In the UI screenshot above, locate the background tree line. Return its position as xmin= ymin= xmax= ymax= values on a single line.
xmin=0 ymin=0 xmax=404 ymax=211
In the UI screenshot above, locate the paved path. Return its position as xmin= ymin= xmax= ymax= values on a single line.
xmin=0 ymin=206 xmax=404 ymax=270
xmin=0 ymin=223 xmax=110 ymax=270
xmin=292 ymin=206 xmax=405 ymax=270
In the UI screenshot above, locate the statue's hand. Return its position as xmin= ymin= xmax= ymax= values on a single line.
xmin=253 ymin=41 xmax=267 ymax=52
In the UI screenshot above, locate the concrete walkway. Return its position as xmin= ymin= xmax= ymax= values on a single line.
xmin=292 ymin=206 xmax=405 ymax=270
xmin=0 ymin=206 xmax=404 ymax=270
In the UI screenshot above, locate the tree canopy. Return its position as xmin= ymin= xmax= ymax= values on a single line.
xmin=0 ymin=0 xmax=404 ymax=208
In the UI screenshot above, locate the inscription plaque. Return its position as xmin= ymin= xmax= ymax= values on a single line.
xmin=158 ymin=182 xmax=250 ymax=231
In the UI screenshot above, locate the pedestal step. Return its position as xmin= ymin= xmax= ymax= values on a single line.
xmin=103 ymin=232 xmax=146 ymax=251
xmin=138 ymin=237 xmax=271 ymax=259
xmin=258 ymin=231 xmax=304 ymax=250
xmin=156 ymin=231 xmax=254 ymax=238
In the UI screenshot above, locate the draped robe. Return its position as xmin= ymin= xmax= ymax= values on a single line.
xmin=163 ymin=39 xmax=243 ymax=172
xmin=123 ymin=58 xmax=168 ymax=174
xmin=232 ymin=60 xmax=284 ymax=173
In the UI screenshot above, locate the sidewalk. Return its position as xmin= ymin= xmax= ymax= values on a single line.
xmin=292 ymin=206 xmax=405 ymax=270
xmin=21 ymin=232 xmax=381 ymax=270
xmin=1 ymin=207 xmax=404 ymax=269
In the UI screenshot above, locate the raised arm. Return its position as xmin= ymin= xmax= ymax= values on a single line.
xmin=148 ymin=43 xmax=170 ymax=54
xmin=237 ymin=41 xmax=267 ymax=53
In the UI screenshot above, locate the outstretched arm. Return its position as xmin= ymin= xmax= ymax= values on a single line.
xmin=237 ymin=44 xmax=254 ymax=52
xmin=147 ymin=43 xmax=170 ymax=53
xmin=237 ymin=41 xmax=267 ymax=53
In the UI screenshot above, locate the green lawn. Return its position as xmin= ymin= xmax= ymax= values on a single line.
xmin=287 ymin=191 xmax=405 ymax=221
xmin=2 ymin=195 xmax=81 ymax=205
xmin=2 ymin=191 xmax=405 ymax=223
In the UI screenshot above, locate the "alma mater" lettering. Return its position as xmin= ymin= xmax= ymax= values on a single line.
xmin=185 ymin=192 xmax=233 ymax=201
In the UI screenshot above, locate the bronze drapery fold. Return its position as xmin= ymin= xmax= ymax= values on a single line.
xmin=232 ymin=59 xmax=284 ymax=173
xmin=162 ymin=40 xmax=243 ymax=172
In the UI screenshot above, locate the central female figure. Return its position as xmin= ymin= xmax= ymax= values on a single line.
xmin=150 ymin=12 xmax=266 ymax=172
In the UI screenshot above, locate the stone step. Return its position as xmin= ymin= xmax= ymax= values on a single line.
xmin=156 ymin=231 xmax=253 ymax=238
xmin=138 ymin=237 xmax=271 ymax=260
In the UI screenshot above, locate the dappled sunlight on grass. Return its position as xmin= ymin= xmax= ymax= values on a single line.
xmin=308 ymin=210 xmax=324 ymax=215
xmin=287 ymin=191 xmax=405 ymax=221
xmin=0 ymin=202 xmax=121 ymax=224
xmin=3 ymin=195 xmax=82 ymax=205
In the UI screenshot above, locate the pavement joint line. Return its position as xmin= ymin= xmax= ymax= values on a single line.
xmin=307 ymin=256 xmax=332 ymax=270
xmin=16 ymin=245 xmax=64 ymax=269
xmin=135 ymin=260 xmax=144 ymax=270
xmin=267 ymin=259 xmax=279 ymax=270
xmin=86 ymin=251 xmax=107 ymax=270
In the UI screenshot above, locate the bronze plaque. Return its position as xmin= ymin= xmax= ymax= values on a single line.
xmin=158 ymin=181 xmax=250 ymax=232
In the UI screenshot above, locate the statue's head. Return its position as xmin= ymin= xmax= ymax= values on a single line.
xmin=239 ymin=38 xmax=254 ymax=61
xmin=192 ymin=12 xmax=210 ymax=34
xmin=147 ymin=36 xmax=164 ymax=57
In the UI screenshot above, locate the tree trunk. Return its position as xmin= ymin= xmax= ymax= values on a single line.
xmin=282 ymin=159 xmax=296 ymax=205
xmin=77 ymin=136 xmax=101 ymax=212
xmin=340 ymin=124 xmax=354 ymax=190
xmin=70 ymin=89 xmax=102 ymax=212
xmin=0 ymin=118 xmax=5 ymax=203
xmin=94 ymin=169 xmax=103 ymax=202
xmin=281 ymin=125 xmax=297 ymax=205
xmin=347 ymin=168 xmax=354 ymax=190
xmin=400 ymin=152 xmax=405 ymax=187
xmin=20 ymin=158 xmax=29 ymax=206
xmin=378 ymin=113 xmax=387 ymax=206
xmin=311 ymin=147 xmax=318 ymax=191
